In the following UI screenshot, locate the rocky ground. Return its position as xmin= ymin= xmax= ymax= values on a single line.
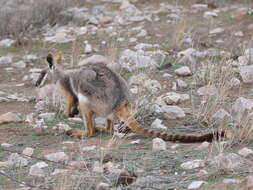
xmin=1 ymin=0 xmax=253 ymax=189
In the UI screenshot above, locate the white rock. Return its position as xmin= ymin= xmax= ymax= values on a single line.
xmin=204 ymin=11 xmax=218 ymax=18
xmin=245 ymin=48 xmax=253 ymax=63
xmin=238 ymin=147 xmax=253 ymax=157
xmin=1 ymin=143 xmax=13 ymax=148
xmin=0 ymin=39 xmax=15 ymax=47
xmin=136 ymin=29 xmax=147 ymax=37
xmin=56 ymin=123 xmax=72 ymax=132
xmin=176 ymin=79 xmax=188 ymax=88
xmin=22 ymin=147 xmax=34 ymax=156
xmin=8 ymin=153 xmax=28 ymax=167
xmin=151 ymin=119 xmax=167 ymax=130
xmin=160 ymin=105 xmax=185 ymax=119
xmin=175 ymin=66 xmax=192 ymax=76
xmin=38 ymin=112 xmax=55 ymax=120
xmin=178 ymin=48 xmax=196 ymax=57
xmin=23 ymin=55 xmax=38 ymax=61
xmin=212 ymin=109 xmax=231 ymax=120
xmin=82 ymin=145 xmax=96 ymax=151
xmin=229 ymin=78 xmax=241 ymax=88
xmin=232 ymin=97 xmax=253 ymax=115
xmin=188 ymin=181 xmax=205 ymax=189
xmin=144 ymin=79 xmax=161 ymax=93
xmin=181 ymin=160 xmax=205 ymax=170
xmin=239 ymin=65 xmax=253 ymax=83
xmin=234 ymin=31 xmax=244 ymax=37
xmin=68 ymin=117 xmax=83 ymax=123
xmin=156 ymin=92 xmax=190 ymax=105
xmin=44 ymin=152 xmax=69 ymax=162
xmin=84 ymin=43 xmax=93 ymax=53
xmin=35 ymin=162 xmax=48 ymax=168
xmin=79 ymin=54 xmax=110 ymax=65
xmin=12 ymin=61 xmax=26 ymax=68
xmin=223 ymin=178 xmax=241 ymax=184
xmin=209 ymin=27 xmax=224 ymax=35
xmin=191 ymin=4 xmax=208 ymax=10
xmin=93 ymin=161 xmax=104 ymax=173
xmin=0 ymin=112 xmax=22 ymax=124
xmin=34 ymin=101 xmax=46 ymax=112
xmin=130 ymin=139 xmax=140 ymax=144
xmin=152 ymin=138 xmax=166 ymax=151
xmin=197 ymin=85 xmax=217 ymax=96
xmin=29 ymin=165 xmax=45 ymax=177
xmin=0 ymin=56 xmax=12 ymax=64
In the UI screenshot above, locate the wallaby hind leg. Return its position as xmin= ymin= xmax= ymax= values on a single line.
xmin=95 ymin=119 xmax=113 ymax=134
xmin=79 ymin=101 xmax=95 ymax=137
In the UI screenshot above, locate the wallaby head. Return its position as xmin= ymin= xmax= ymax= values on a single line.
xmin=35 ymin=51 xmax=63 ymax=87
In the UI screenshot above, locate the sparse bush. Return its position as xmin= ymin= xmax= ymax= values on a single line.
xmin=0 ymin=0 xmax=73 ymax=38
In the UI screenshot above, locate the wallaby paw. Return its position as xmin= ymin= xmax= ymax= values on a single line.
xmin=66 ymin=129 xmax=93 ymax=137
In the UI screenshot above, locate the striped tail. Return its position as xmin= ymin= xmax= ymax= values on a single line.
xmin=114 ymin=102 xmax=226 ymax=143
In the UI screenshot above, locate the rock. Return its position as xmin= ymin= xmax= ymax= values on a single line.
xmin=175 ymin=66 xmax=192 ymax=76
xmin=44 ymin=33 xmax=75 ymax=43
xmin=68 ymin=117 xmax=83 ymax=123
xmin=212 ymin=109 xmax=231 ymax=120
xmin=143 ymin=79 xmax=161 ymax=93
xmin=38 ymin=112 xmax=55 ymax=120
xmin=68 ymin=161 xmax=87 ymax=169
xmin=197 ymin=85 xmax=217 ymax=96
xmin=151 ymin=119 xmax=167 ymax=130
xmin=130 ymin=139 xmax=140 ymax=144
xmin=82 ymin=145 xmax=96 ymax=151
xmin=152 ymin=138 xmax=166 ymax=151
xmin=8 ymin=153 xmax=28 ymax=167
xmin=207 ymin=153 xmax=245 ymax=171
xmin=232 ymin=97 xmax=253 ymax=116
xmin=188 ymin=181 xmax=205 ymax=189
xmin=223 ymin=178 xmax=241 ymax=184
xmin=0 ymin=161 xmax=10 ymax=168
xmin=44 ymin=152 xmax=69 ymax=162
xmin=51 ymin=169 xmax=69 ymax=176
xmin=181 ymin=160 xmax=205 ymax=170
xmin=176 ymin=79 xmax=188 ymax=88
xmin=136 ymin=29 xmax=147 ymax=37
xmin=1 ymin=143 xmax=13 ymax=148
xmin=96 ymin=182 xmax=110 ymax=190
xmin=23 ymin=55 xmax=38 ymax=61
xmin=22 ymin=147 xmax=34 ymax=156
xmin=156 ymin=92 xmax=190 ymax=105
xmin=191 ymin=4 xmax=208 ymax=10
xmin=0 ymin=56 xmax=13 ymax=64
xmin=12 ymin=61 xmax=26 ymax=68
xmin=178 ymin=48 xmax=196 ymax=57
xmin=35 ymin=162 xmax=48 ymax=168
xmin=160 ymin=105 xmax=185 ymax=119
xmin=243 ymin=175 xmax=253 ymax=189
xmin=245 ymin=48 xmax=253 ymax=64
xmin=0 ymin=112 xmax=22 ymax=124
xmin=238 ymin=147 xmax=253 ymax=157
xmin=84 ymin=43 xmax=93 ymax=53
xmin=34 ymin=101 xmax=46 ymax=112
xmin=203 ymin=11 xmax=218 ymax=18
xmin=79 ymin=55 xmax=111 ymax=65
xmin=234 ymin=31 xmax=244 ymax=37
xmin=229 ymin=77 xmax=241 ymax=88
xmin=0 ymin=39 xmax=15 ymax=47
xmin=197 ymin=142 xmax=210 ymax=150
xmin=29 ymin=165 xmax=45 ymax=177
xmin=119 ymin=49 xmax=156 ymax=71
xmin=209 ymin=28 xmax=224 ymax=35
xmin=36 ymin=84 xmax=56 ymax=100
xmin=93 ymin=161 xmax=104 ymax=173
xmin=239 ymin=65 xmax=253 ymax=83
xmin=55 ymin=123 xmax=72 ymax=132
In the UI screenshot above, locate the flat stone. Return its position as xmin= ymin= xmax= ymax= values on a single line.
xmin=44 ymin=152 xmax=69 ymax=162
xmin=181 ymin=160 xmax=205 ymax=170
xmin=0 ymin=112 xmax=22 ymax=124
xmin=152 ymin=138 xmax=166 ymax=151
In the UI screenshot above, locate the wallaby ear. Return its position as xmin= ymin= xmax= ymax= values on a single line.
xmin=46 ymin=53 xmax=54 ymax=69
xmin=54 ymin=51 xmax=63 ymax=65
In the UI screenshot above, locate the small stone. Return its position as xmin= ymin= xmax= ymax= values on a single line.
xmin=0 ymin=56 xmax=12 ymax=64
xmin=0 ymin=39 xmax=15 ymax=47
xmin=178 ymin=48 xmax=196 ymax=57
xmin=23 ymin=55 xmax=38 ymax=61
xmin=38 ymin=112 xmax=55 ymax=120
xmin=68 ymin=117 xmax=83 ymax=123
xmin=191 ymin=4 xmax=208 ymax=10
xmin=234 ymin=31 xmax=244 ymax=37
xmin=188 ymin=181 xmax=205 ymax=189
xmin=136 ymin=29 xmax=147 ymax=37
xmin=203 ymin=11 xmax=218 ymax=18
xmin=8 ymin=153 xmax=28 ymax=167
xmin=239 ymin=65 xmax=253 ymax=83
xmin=84 ymin=43 xmax=93 ymax=53
xmin=0 ymin=112 xmax=22 ymax=124
xmin=181 ymin=160 xmax=205 ymax=170
xmin=223 ymin=178 xmax=241 ymax=184
xmin=197 ymin=142 xmax=210 ymax=150
xmin=209 ymin=27 xmax=224 ymax=35
xmin=175 ymin=66 xmax=192 ymax=76
xmin=22 ymin=147 xmax=34 ymax=156
xmin=44 ymin=152 xmax=69 ymax=162
xmin=232 ymin=97 xmax=253 ymax=116
xmin=197 ymin=85 xmax=217 ymax=96
xmin=29 ymin=165 xmax=45 ymax=177
xmin=93 ymin=161 xmax=104 ymax=173
xmin=160 ymin=105 xmax=185 ymax=119
xmin=229 ymin=78 xmax=241 ymax=88
xmin=130 ymin=139 xmax=140 ymax=144
xmin=238 ymin=147 xmax=253 ymax=157
xmin=176 ymin=79 xmax=188 ymax=88
xmin=82 ymin=145 xmax=96 ymax=151
xmin=96 ymin=182 xmax=110 ymax=190
xmin=1 ymin=143 xmax=13 ymax=148
xmin=151 ymin=119 xmax=167 ymax=130
xmin=212 ymin=109 xmax=231 ymax=120
xmin=35 ymin=162 xmax=48 ymax=168
xmin=156 ymin=92 xmax=189 ymax=106
xmin=12 ymin=61 xmax=26 ymax=68
xmin=79 ymin=54 xmax=111 ymax=66
xmin=152 ymin=138 xmax=166 ymax=151
xmin=56 ymin=123 xmax=72 ymax=132
xmin=0 ymin=161 xmax=10 ymax=168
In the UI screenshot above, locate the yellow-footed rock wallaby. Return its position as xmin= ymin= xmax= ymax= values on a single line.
xmin=36 ymin=52 xmax=228 ymax=143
